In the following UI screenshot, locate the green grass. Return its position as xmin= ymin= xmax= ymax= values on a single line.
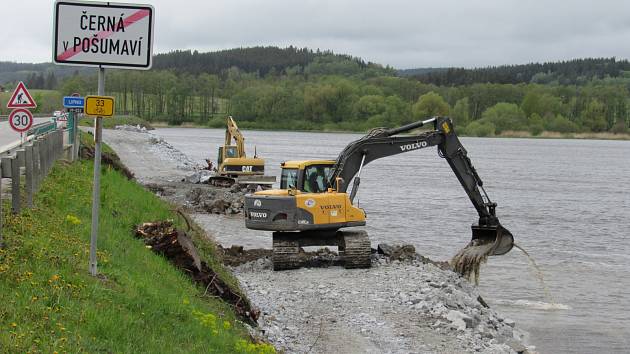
xmin=78 ymin=115 xmax=155 ymax=130
xmin=0 ymin=158 xmax=274 ymax=353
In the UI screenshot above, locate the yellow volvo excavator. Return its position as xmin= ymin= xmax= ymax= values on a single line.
xmin=244 ymin=117 xmax=514 ymax=270
xmin=209 ymin=116 xmax=273 ymax=187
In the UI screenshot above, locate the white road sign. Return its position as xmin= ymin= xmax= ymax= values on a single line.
xmin=9 ymin=109 xmax=34 ymax=133
xmin=53 ymin=1 xmax=154 ymax=69
xmin=6 ymin=81 xmax=37 ymax=109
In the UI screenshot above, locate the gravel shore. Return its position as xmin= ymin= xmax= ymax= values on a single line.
xmin=102 ymin=127 xmax=535 ymax=354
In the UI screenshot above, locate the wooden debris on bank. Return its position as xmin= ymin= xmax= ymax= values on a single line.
xmin=80 ymin=144 xmax=135 ymax=180
xmin=135 ymin=220 xmax=259 ymax=324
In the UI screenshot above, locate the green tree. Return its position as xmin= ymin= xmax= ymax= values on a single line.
xmin=354 ymin=95 xmax=386 ymax=121
xmin=580 ymin=99 xmax=607 ymax=132
xmin=528 ymin=113 xmax=545 ymax=135
xmin=521 ymin=91 xmax=564 ymax=118
xmin=545 ymin=114 xmax=579 ymax=133
xmin=382 ymin=95 xmax=411 ymax=126
xmin=480 ymin=102 xmax=527 ymax=134
xmin=412 ymin=91 xmax=450 ymax=120
xmin=303 ymin=79 xmax=358 ymax=124
xmin=465 ymin=120 xmax=496 ymax=137
xmin=452 ymin=97 xmax=471 ymax=127
xmin=60 ymin=75 xmax=90 ymax=96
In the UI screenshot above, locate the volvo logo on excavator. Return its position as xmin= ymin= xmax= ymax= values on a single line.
xmin=320 ymin=204 xmax=342 ymax=210
xmin=399 ymin=141 xmax=428 ymax=152
xmin=249 ymin=211 xmax=267 ymax=219
xmin=253 ymin=199 xmax=262 ymax=207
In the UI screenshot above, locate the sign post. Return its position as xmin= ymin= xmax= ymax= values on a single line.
xmin=63 ymin=95 xmax=85 ymax=159
xmin=89 ymin=68 xmax=105 ymax=276
xmin=53 ymin=0 xmax=154 ymax=276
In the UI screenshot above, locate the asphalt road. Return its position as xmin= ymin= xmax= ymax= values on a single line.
xmin=0 ymin=117 xmax=54 ymax=151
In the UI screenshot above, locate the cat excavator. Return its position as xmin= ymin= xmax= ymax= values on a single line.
xmin=209 ymin=116 xmax=274 ymax=187
xmin=244 ymin=117 xmax=514 ymax=270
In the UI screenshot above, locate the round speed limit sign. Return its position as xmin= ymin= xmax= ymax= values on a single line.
xmin=8 ymin=108 xmax=33 ymax=133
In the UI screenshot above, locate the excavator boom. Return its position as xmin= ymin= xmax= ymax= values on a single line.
xmin=328 ymin=116 xmax=513 ymax=255
xmin=225 ymin=116 xmax=246 ymax=157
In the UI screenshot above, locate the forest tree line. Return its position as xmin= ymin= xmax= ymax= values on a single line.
xmin=45 ymin=49 xmax=630 ymax=135
xmin=407 ymin=57 xmax=630 ymax=86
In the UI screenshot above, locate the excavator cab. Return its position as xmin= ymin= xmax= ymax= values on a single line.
xmin=217 ymin=145 xmax=239 ymax=167
xmin=279 ymin=161 xmax=333 ymax=193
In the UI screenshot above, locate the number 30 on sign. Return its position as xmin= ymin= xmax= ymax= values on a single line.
xmin=84 ymin=96 xmax=115 ymax=117
xmin=9 ymin=108 xmax=34 ymax=132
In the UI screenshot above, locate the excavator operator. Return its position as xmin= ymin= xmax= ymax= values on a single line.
xmin=304 ymin=165 xmax=329 ymax=193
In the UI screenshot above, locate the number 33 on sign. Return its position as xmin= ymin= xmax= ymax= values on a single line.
xmin=84 ymin=96 xmax=115 ymax=117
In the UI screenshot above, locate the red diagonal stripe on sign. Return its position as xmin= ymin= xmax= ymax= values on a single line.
xmin=57 ymin=9 xmax=150 ymax=61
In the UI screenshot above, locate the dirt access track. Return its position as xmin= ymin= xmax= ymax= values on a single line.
xmin=101 ymin=127 xmax=534 ymax=354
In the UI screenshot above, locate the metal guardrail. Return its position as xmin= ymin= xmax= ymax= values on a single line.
xmin=0 ymin=121 xmax=58 ymax=155
xmin=27 ymin=121 xmax=58 ymax=137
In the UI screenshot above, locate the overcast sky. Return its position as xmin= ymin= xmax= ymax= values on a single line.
xmin=1 ymin=0 xmax=629 ymax=69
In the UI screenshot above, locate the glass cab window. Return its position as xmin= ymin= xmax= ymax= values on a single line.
xmin=303 ymin=165 xmax=331 ymax=193
xmin=225 ymin=146 xmax=238 ymax=158
xmin=280 ymin=169 xmax=298 ymax=189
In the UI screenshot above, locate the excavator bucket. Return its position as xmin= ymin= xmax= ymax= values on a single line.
xmin=471 ymin=224 xmax=514 ymax=256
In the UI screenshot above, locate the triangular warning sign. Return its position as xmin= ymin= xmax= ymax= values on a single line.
xmin=7 ymin=81 xmax=37 ymax=109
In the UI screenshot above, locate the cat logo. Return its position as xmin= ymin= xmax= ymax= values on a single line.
xmin=253 ymin=199 xmax=262 ymax=207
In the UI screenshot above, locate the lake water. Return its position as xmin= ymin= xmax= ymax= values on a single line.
xmin=154 ymin=127 xmax=630 ymax=354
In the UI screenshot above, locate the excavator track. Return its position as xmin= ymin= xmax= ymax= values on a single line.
xmin=272 ymin=233 xmax=301 ymax=271
xmin=208 ymin=176 xmax=236 ymax=188
xmin=340 ymin=230 xmax=372 ymax=269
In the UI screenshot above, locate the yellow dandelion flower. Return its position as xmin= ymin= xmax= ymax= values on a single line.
xmin=65 ymin=214 xmax=81 ymax=225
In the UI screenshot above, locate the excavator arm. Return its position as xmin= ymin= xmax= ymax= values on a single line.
xmin=329 ymin=116 xmax=514 ymax=255
xmin=225 ymin=116 xmax=246 ymax=157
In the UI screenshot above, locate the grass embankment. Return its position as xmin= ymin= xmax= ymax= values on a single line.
xmin=0 ymin=149 xmax=273 ymax=352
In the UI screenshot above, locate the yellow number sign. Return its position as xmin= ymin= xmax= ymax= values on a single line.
xmin=84 ymin=96 xmax=115 ymax=117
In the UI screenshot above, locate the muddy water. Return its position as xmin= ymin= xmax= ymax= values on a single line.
xmin=154 ymin=127 xmax=630 ymax=354
xmin=513 ymin=243 xmax=556 ymax=306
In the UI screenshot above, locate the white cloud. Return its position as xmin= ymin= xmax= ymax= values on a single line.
xmin=2 ymin=0 xmax=630 ymax=68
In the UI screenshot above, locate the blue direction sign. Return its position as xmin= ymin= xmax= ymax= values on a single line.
xmin=64 ymin=96 xmax=85 ymax=108
xmin=64 ymin=96 xmax=85 ymax=113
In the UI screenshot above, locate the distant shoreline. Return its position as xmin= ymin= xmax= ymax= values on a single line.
xmin=80 ymin=116 xmax=630 ymax=141
xmin=149 ymin=121 xmax=630 ymax=141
